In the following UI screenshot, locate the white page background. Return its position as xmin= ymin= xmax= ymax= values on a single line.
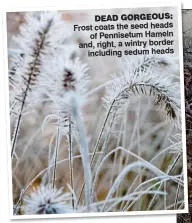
xmin=0 ymin=0 xmax=190 ymax=222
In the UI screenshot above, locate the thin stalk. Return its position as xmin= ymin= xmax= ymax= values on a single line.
xmin=174 ymin=169 xmax=183 ymax=209
xmin=137 ymin=101 xmax=142 ymax=211
xmin=48 ymin=133 xmax=56 ymax=184
xmin=115 ymin=124 xmax=126 ymax=198
xmin=68 ymin=116 xmax=74 ymax=209
xmin=91 ymin=110 xmax=117 ymax=203
xmin=52 ymin=118 xmax=61 ymax=189
xmin=109 ymin=111 xmax=125 ymax=189
xmin=120 ymin=101 xmax=142 ymax=210
xmin=11 ymin=108 xmax=24 ymax=158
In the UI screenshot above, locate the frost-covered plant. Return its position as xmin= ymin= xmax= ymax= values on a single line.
xmin=9 ymin=11 xmax=71 ymax=158
xmin=104 ymin=67 xmax=180 ymax=122
xmin=41 ymin=55 xmax=91 ymax=211
xmin=23 ymin=184 xmax=72 ymax=214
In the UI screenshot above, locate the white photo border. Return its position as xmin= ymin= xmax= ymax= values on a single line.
xmin=2 ymin=2 xmax=188 ymax=220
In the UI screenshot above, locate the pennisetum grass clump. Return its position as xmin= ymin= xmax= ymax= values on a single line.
xmin=8 ymin=11 xmax=184 ymax=216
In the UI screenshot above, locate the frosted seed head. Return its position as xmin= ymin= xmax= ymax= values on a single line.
xmin=22 ymin=184 xmax=73 ymax=215
xmin=39 ymin=56 xmax=89 ymax=136
xmin=103 ymin=57 xmax=181 ymax=125
xmin=41 ymin=56 xmax=89 ymax=108
xmin=9 ymin=11 xmax=73 ymax=111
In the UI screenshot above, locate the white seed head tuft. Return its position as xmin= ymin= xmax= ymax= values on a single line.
xmin=40 ymin=56 xmax=89 ymax=135
xmin=23 ymin=184 xmax=73 ymax=215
